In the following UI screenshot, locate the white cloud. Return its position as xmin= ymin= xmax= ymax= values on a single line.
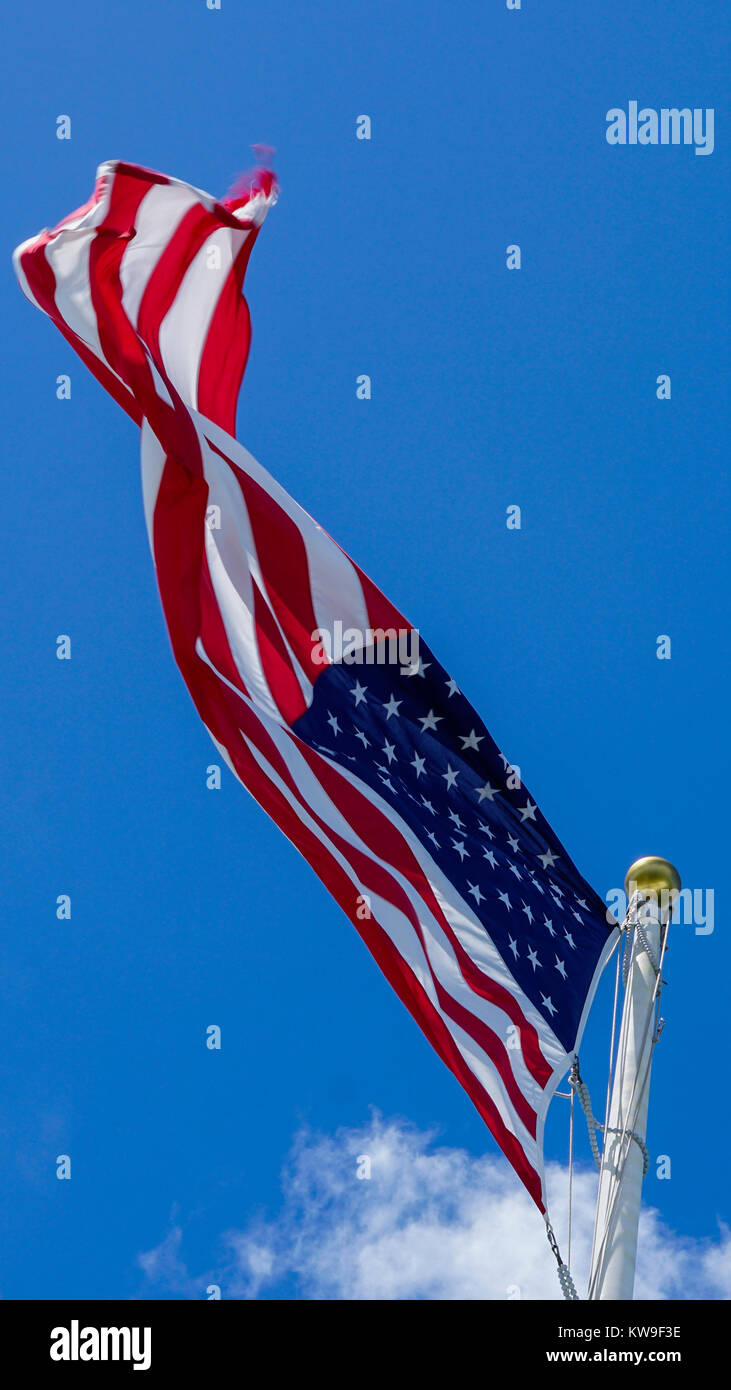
xmin=137 ymin=1226 xmax=198 ymax=1299
xmin=138 ymin=1113 xmax=731 ymax=1300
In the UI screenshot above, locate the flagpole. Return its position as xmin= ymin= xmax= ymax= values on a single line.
xmin=587 ymin=856 xmax=680 ymax=1301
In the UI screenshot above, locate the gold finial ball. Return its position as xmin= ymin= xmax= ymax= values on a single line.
xmin=624 ymin=856 xmax=681 ymax=898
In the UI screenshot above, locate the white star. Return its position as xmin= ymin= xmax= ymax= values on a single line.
xmin=544 ymin=916 xmax=556 ymax=937
xmin=527 ymin=947 xmax=541 ymax=971
xmin=351 ymin=681 xmax=368 ymax=707
xmin=448 ymin=809 xmax=464 ymax=829
xmin=411 ymin=752 xmax=426 ymax=777
xmin=478 ymin=822 xmax=495 ymax=840
xmin=354 ymin=729 xmax=370 ymax=747
xmin=467 ymin=882 xmax=484 ymax=905
xmin=421 ymin=796 xmax=436 ymax=815
xmin=497 ymin=891 xmax=512 ymax=911
xmin=452 ymin=839 xmax=469 ymax=861
xmin=508 ymin=936 xmax=519 ymax=959
xmin=445 ymin=677 xmax=460 ymax=697
xmin=550 ymin=882 xmax=564 ymax=898
xmin=529 ymin=877 xmax=545 ymax=895
xmin=383 ymin=695 xmax=402 ymax=720
xmin=327 ymin=713 xmax=341 ymax=736
xmin=404 ymin=657 xmax=430 ymax=677
xmin=540 ymin=993 xmax=557 ymax=1017
xmin=418 ymin=709 xmax=442 ymax=733
xmin=538 ymin=849 xmax=558 ymax=869
xmin=563 ymin=929 xmax=575 ymax=949
xmin=508 ymin=864 xmax=522 ymax=880
xmin=476 ymin=781 xmax=497 ymax=803
xmin=459 ymin=729 xmax=484 ymax=751
xmin=427 ymin=831 xmax=440 ymax=848
xmin=575 ymin=897 xmax=589 ymax=911
xmin=521 ymin=901 xmax=534 ymax=924
xmin=442 ymin=764 xmax=459 ymax=790
xmin=382 ymin=740 xmax=397 ymax=765
xmin=555 ymin=957 xmax=567 ymax=980
xmin=507 ymin=834 xmax=520 ymax=853
xmin=379 ymin=775 xmax=395 ymax=793
xmin=519 ymin=801 xmax=537 ymax=822
xmin=483 ymin=849 xmax=498 ymax=869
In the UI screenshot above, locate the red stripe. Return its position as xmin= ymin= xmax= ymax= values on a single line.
xmin=86 ymin=171 xmax=177 ymax=443
xmin=107 ymin=161 xmax=170 ymax=189
xmin=352 ymin=557 xmax=410 ymax=634
xmin=252 ymin=581 xmax=308 ymax=723
xmin=136 ymin=205 xmax=222 ymax=377
xmin=209 ymin=440 xmax=325 ymax=687
xmin=197 ymin=231 xmax=259 ymax=435
xmin=151 ymin=456 xmax=210 ymax=677
xmin=86 ymin=168 xmax=205 ymax=476
xmin=18 ymin=239 xmax=142 ymax=424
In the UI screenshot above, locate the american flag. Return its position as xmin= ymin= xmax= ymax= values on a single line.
xmin=14 ymin=160 xmax=614 ymax=1211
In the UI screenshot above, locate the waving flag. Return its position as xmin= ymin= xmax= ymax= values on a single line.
xmin=14 ymin=161 xmax=614 ymax=1211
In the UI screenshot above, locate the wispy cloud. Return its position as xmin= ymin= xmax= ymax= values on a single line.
xmin=138 ymin=1114 xmax=731 ymax=1300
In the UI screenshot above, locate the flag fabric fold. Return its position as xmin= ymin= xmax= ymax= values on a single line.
xmin=14 ymin=160 xmax=614 ymax=1211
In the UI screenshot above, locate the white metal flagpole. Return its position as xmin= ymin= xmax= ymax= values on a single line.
xmin=587 ymin=856 xmax=680 ymax=1301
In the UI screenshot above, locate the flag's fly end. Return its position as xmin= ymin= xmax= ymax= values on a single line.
xmin=222 ymin=162 xmax=278 ymax=223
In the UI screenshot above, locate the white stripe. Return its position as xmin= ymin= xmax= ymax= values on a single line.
xmin=38 ymin=183 xmax=114 ymax=360
xmin=245 ymin=545 xmax=314 ymax=710
xmin=14 ymin=172 xmax=137 ymax=406
xmin=119 ymin=183 xmax=203 ymax=327
xmin=140 ymin=421 xmax=167 ymax=553
xmin=158 ymin=227 xmax=248 ymax=411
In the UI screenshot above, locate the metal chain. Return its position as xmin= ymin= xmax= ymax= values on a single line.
xmin=634 ymin=915 xmax=661 ymax=976
xmin=621 ymin=914 xmax=633 ymax=987
xmin=623 ymin=890 xmax=662 ymax=978
xmin=604 ymin=1126 xmax=650 ymax=1177
xmin=545 ymin=1217 xmax=580 ymax=1300
xmin=558 ymin=1261 xmax=580 ymax=1300
xmin=570 ymin=1059 xmax=651 ymax=1177
xmin=570 ymin=1060 xmax=603 ymax=1171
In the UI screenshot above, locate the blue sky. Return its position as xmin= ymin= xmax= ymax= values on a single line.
xmin=1 ymin=1 xmax=728 ymax=1299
